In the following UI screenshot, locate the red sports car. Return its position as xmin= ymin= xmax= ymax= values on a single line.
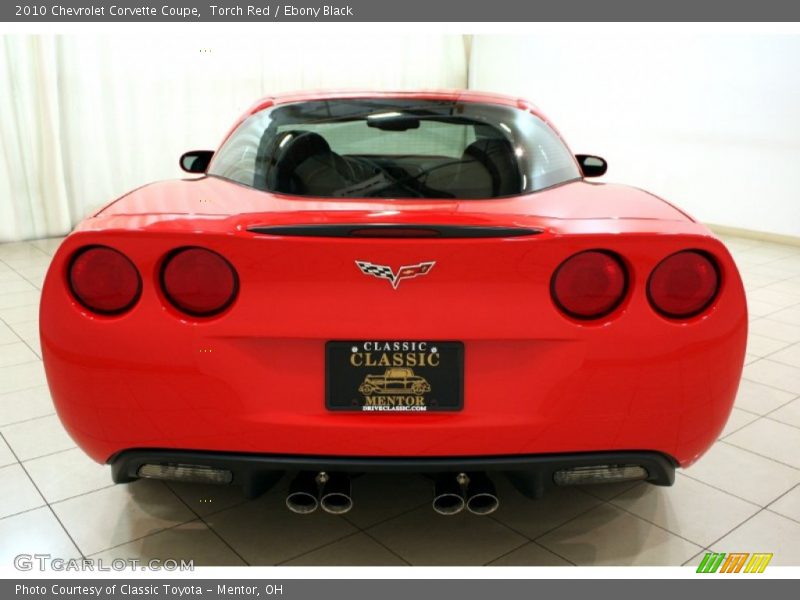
xmin=40 ymin=90 xmax=747 ymax=517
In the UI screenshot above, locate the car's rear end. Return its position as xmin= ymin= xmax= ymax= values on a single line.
xmin=40 ymin=92 xmax=747 ymax=514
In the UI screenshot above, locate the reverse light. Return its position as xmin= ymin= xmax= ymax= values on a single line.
xmin=551 ymin=250 xmax=627 ymax=319
xmin=648 ymin=250 xmax=719 ymax=318
xmin=138 ymin=463 xmax=233 ymax=484
xmin=554 ymin=465 xmax=648 ymax=486
xmin=68 ymin=246 xmax=141 ymax=314
xmin=161 ymin=247 xmax=238 ymax=316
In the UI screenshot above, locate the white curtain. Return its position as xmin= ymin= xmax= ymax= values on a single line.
xmin=0 ymin=34 xmax=469 ymax=242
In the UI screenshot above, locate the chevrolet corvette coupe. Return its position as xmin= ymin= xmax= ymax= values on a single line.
xmin=41 ymin=90 xmax=747 ymax=516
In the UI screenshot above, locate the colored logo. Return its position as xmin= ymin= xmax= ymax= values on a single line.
xmin=355 ymin=260 xmax=435 ymax=289
xmin=696 ymin=552 xmax=773 ymax=573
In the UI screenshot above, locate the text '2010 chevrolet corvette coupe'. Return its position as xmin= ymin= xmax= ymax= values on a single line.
xmin=40 ymin=90 xmax=747 ymax=516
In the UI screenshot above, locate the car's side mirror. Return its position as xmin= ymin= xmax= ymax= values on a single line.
xmin=179 ymin=150 xmax=214 ymax=174
xmin=576 ymin=154 xmax=607 ymax=178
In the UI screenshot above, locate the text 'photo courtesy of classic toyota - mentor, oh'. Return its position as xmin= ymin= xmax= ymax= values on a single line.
xmin=40 ymin=90 xmax=747 ymax=517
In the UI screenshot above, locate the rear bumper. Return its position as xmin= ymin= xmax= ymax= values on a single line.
xmin=109 ymin=448 xmax=677 ymax=498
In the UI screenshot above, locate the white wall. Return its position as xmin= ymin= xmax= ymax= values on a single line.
xmin=0 ymin=34 xmax=468 ymax=241
xmin=469 ymin=34 xmax=800 ymax=237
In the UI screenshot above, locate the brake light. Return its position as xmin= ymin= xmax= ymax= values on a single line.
xmin=648 ymin=250 xmax=719 ymax=318
xmin=68 ymin=246 xmax=141 ymax=314
xmin=161 ymin=247 xmax=238 ymax=316
xmin=551 ymin=250 xmax=627 ymax=319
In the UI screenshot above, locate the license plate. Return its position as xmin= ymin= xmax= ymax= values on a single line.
xmin=326 ymin=341 xmax=464 ymax=412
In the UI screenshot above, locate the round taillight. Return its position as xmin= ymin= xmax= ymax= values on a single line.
xmin=648 ymin=250 xmax=719 ymax=318
xmin=161 ymin=247 xmax=238 ymax=316
xmin=552 ymin=250 xmax=627 ymax=319
xmin=68 ymin=246 xmax=141 ymax=314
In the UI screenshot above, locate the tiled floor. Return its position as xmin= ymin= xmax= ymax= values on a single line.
xmin=1 ymin=233 xmax=800 ymax=566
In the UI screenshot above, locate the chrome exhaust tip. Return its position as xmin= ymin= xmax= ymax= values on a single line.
xmin=319 ymin=472 xmax=353 ymax=515
xmin=286 ymin=471 xmax=319 ymax=514
xmin=465 ymin=473 xmax=499 ymax=515
xmin=432 ymin=473 xmax=466 ymax=515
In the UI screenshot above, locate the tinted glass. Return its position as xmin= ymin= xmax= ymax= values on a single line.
xmin=208 ymin=99 xmax=580 ymax=199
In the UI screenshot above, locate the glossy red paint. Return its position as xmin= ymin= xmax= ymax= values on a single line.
xmin=40 ymin=91 xmax=747 ymax=471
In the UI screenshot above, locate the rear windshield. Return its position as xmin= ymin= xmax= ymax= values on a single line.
xmin=208 ymin=99 xmax=581 ymax=199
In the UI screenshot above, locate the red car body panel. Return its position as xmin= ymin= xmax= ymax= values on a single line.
xmin=40 ymin=91 xmax=747 ymax=473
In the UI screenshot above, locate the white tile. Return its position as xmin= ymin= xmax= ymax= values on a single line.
xmin=579 ymin=480 xmax=646 ymax=501
xmin=713 ymin=510 xmax=800 ymax=566
xmin=0 ymin=341 xmax=39 ymax=368
xmin=725 ymin=418 xmax=800 ymax=469
xmin=0 ymin=507 xmax=81 ymax=566
xmin=10 ymin=319 xmax=37 ymax=339
xmin=767 ymin=255 xmax=800 ymax=276
xmin=0 ymin=322 xmax=19 ymax=345
xmin=491 ymin=477 xmax=602 ymax=539
xmin=0 ymin=463 xmax=45 ymax=518
xmin=30 ymin=237 xmax=65 ymax=257
xmin=745 ymin=300 xmax=784 ymax=318
xmin=205 ymin=481 xmax=358 ymax=565
xmin=611 ymin=475 xmax=759 ymax=547
xmin=749 ymin=318 xmax=800 ymax=343
xmin=25 ymin=448 xmax=113 ymax=503
xmin=734 ymin=379 xmax=796 ymax=415
xmin=0 ymin=290 xmax=40 ymax=310
xmin=0 ymin=279 xmax=37 ymax=294
xmin=747 ymin=288 xmax=800 ymax=309
xmin=488 ymin=542 xmax=572 ymax=566
xmin=341 ymin=473 xmax=433 ymax=529
xmin=768 ymin=485 xmax=800 ymax=523
xmin=1 ymin=256 xmax=52 ymax=272
xmin=718 ymin=236 xmax=762 ymax=251
xmin=51 ymin=480 xmax=196 ymax=556
xmin=0 ymin=304 xmax=40 ymax=325
xmin=743 ymin=360 xmax=800 ymax=395
xmin=0 ymin=436 xmax=15 ymax=467
xmin=537 ymin=503 xmax=702 ymax=566
xmin=763 ymin=278 xmax=800 ymax=297
xmin=165 ymin=481 xmax=249 ymax=517
xmin=0 ymin=269 xmax=25 ymax=282
xmin=284 ymin=533 xmax=406 ymax=566
xmin=768 ymin=343 xmax=800 ymax=368
xmin=91 ymin=520 xmax=245 ymax=566
xmin=769 ymin=307 xmax=800 ymax=327
xmin=0 ymin=243 xmax=48 ymax=262
xmin=741 ymin=272 xmax=780 ymax=290
xmin=0 ymin=361 xmax=45 ymax=394
xmin=17 ymin=266 xmax=48 ymax=289
xmin=1 ymin=414 xmax=75 ymax=460
xmin=746 ymin=334 xmax=790 ymax=358
xmin=0 ymin=385 xmax=55 ymax=426
xmin=366 ymin=505 xmax=526 ymax=566
xmin=683 ymin=441 xmax=800 ymax=506
xmin=720 ymin=408 xmax=760 ymax=438
xmin=768 ymin=397 xmax=800 ymax=429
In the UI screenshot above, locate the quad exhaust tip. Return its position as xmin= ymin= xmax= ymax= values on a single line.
xmin=319 ymin=472 xmax=353 ymax=515
xmin=433 ymin=472 xmax=499 ymax=516
xmin=286 ymin=471 xmax=353 ymax=515
xmin=465 ymin=472 xmax=499 ymax=516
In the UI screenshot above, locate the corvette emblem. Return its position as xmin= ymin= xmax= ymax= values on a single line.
xmin=355 ymin=260 xmax=435 ymax=289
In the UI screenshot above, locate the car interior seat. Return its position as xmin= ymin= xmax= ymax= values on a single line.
xmin=460 ymin=138 xmax=523 ymax=197
xmin=255 ymin=130 xmax=353 ymax=195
